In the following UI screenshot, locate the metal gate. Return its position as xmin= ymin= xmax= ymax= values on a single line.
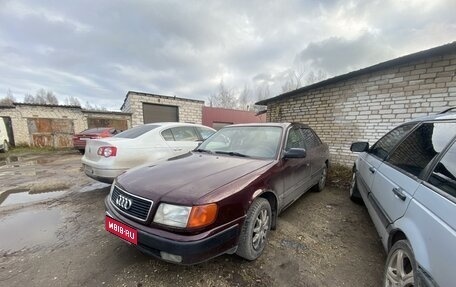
xmin=143 ymin=103 xmax=178 ymax=123
xmin=27 ymin=118 xmax=74 ymax=148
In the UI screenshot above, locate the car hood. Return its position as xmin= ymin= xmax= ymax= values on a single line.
xmin=116 ymin=152 xmax=273 ymax=205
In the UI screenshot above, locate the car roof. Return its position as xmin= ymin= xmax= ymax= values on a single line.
xmin=141 ymin=122 xmax=214 ymax=128
xmin=225 ymin=122 xmax=311 ymax=129
xmin=405 ymin=110 xmax=456 ymax=123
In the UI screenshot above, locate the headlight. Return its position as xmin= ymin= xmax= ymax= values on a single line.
xmin=153 ymin=203 xmax=218 ymax=228
xmin=153 ymin=203 xmax=191 ymax=228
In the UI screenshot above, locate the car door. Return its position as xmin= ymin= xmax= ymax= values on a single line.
xmin=371 ymin=122 xmax=456 ymax=225
xmin=281 ymin=126 xmax=312 ymax=207
xmin=411 ymin=139 xmax=456 ymax=287
xmin=163 ymin=126 xmax=200 ymax=154
xmin=301 ymin=128 xmax=326 ymax=186
xmin=357 ymin=124 xmax=416 ymax=197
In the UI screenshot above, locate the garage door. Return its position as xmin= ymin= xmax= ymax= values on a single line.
xmin=87 ymin=118 xmax=128 ymax=131
xmin=143 ymin=103 xmax=178 ymax=123
xmin=27 ymin=118 xmax=74 ymax=148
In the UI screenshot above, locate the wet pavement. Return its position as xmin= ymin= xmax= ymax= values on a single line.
xmin=0 ymin=151 xmax=385 ymax=286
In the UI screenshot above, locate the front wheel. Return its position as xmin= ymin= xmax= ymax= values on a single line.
xmin=349 ymin=171 xmax=363 ymax=204
xmin=384 ymin=240 xmax=416 ymax=287
xmin=236 ymin=198 xmax=272 ymax=261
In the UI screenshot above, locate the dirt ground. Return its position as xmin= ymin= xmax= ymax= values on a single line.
xmin=0 ymin=151 xmax=385 ymax=287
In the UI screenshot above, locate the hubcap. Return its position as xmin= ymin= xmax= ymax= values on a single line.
xmin=385 ymin=249 xmax=414 ymax=287
xmin=252 ymin=209 xmax=269 ymax=251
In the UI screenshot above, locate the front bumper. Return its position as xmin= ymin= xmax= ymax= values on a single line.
xmin=105 ymin=197 xmax=240 ymax=265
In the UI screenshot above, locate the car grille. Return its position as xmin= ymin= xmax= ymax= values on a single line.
xmin=111 ymin=185 xmax=153 ymax=222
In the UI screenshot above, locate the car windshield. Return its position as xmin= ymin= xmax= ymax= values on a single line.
xmin=197 ymin=126 xmax=282 ymax=159
xmin=114 ymin=125 xmax=159 ymax=139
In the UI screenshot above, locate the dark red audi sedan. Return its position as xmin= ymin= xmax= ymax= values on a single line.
xmin=105 ymin=123 xmax=329 ymax=264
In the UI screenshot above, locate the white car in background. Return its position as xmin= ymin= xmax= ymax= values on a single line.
xmin=82 ymin=122 xmax=216 ymax=183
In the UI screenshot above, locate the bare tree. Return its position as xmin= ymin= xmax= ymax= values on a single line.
xmin=64 ymin=96 xmax=81 ymax=106
xmin=23 ymin=89 xmax=59 ymax=105
xmin=305 ymin=69 xmax=327 ymax=85
xmin=238 ymin=85 xmax=252 ymax=111
xmin=84 ymin=101 xmax=107 ymax=111
xmin=0 ymin=89 xmax=15 ymax=106
xmin=208 ymin=80 xmax=238 ymax=109
xmin=281 ymin=68 xmax=305 ymax=92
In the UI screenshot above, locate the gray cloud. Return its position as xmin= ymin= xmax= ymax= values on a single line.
xmin=0 ymin=0 xmax=455 ymax=110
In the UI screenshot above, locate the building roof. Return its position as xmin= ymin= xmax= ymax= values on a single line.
xmin=13 ymin=102 xmax=81 ymax=108
xmin=82 ymin=110 xmax=131 ymax=115
xmin=120 ymin=90 xmax=205 ymax=111
xmin=256 ymin=41 xmax=456 ymax=106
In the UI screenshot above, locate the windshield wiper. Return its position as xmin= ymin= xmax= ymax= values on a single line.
xmin=214 ymin=151 xmax=249 ymax=158
xmin=194 ymin=148 xmax=213 ymax=154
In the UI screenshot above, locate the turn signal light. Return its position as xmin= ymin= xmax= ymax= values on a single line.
xmin=97 ymin=146 xmax=117 ymax=157
xmin=187 ymin=203 xmax=218 ymax=228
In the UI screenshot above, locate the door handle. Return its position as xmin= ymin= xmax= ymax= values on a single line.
xmin=392 ymin=187 xmax=406 ymax=201
xmin=369 ymin=167 xmax=376 ymax=174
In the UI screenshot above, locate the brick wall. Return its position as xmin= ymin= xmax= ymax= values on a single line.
xmin=122 ymin=91 xmax=204 ymax=126
xmin=267 ymin=52 xmax=456 ymax=166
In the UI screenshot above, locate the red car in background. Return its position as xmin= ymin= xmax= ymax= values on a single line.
xmin=73 ymin=127 xmax=120 ymax=154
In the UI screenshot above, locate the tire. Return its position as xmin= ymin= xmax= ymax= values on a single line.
xmin=78 ymin=149 xmax=85 ymax=155
xmin=1 ymin=140 xmax=8 ymax=153
xmin=384 ymin=240 xmax=417 ymax=287
xmin=314 ymin=164 xmax=327 ymax=192
xmin=236 ymin=198 xmax=272 ymax=261
xmin=349 ymin=171 xmax=363 ymax=204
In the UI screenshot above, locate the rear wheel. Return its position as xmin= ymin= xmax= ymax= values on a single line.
xmin=314 ymin=165 xmax=327 ymax=192
xmin=349 ymin=172 xmax=363 ymax=204
xmin=1 ymin=140 xmax=8 ymax=153
xmin=384 ymin=240 xmax=416 ymax=287
xmin=236 ymin=198 xmax=272 ymax=261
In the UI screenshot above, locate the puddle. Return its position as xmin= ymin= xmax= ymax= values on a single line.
xmin=0 ymin=208 xmax=62 ymax=253
xmin=0 ymin=188 xmax=68 ymax=207
xmin=79 ymin=181 xmax=110 ymax=192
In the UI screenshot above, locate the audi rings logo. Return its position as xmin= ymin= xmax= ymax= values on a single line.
xmin=115 ymin=194 xmax=133 ymax=210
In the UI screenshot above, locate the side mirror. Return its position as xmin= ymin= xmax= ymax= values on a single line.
xmin=350 ymin=142 xmax=369 ymax=152
xmin=283 ymin=148 xmax=307 ymax=159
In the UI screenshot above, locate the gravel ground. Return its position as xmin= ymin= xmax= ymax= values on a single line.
xmin=0 ymin=152 xmax=385 ymax=287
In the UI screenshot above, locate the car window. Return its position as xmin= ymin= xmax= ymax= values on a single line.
xmin=286 ymin=128 xmax=305 ymax=150
xmin=370 ymin=124 xmax=415 ymax=160
xmin=301 ymin=128 xmax=321 ymax=149
xmin=161 ymin=128 xmax=174 ymax=141
xmin=114 ymin=125 xmax=159 ymax=138
xmin=196 ymin=127 xmax=215 ymax=140
xmin=428 ymin=141 xmax=456 ymax=198
xmin=169 ymin=126 xmax=199 ymax=141
xmin=387 ymin=122 xmax=456 ymax=177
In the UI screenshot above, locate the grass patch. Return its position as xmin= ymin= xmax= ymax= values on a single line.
xmin=328 ymin=163 xmax=353 ymax=190
xmin=0 ymin=145 xmax=76 ymax=159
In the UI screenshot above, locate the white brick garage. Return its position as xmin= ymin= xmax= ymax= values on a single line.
xmin=257 ymin=42 xmax=456 ymax=166
xmin=121 ymin=91 xmax=204 ymax=126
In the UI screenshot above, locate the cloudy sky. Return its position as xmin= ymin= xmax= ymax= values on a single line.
xmin=1 ymin=0 xmax=455 ymax=110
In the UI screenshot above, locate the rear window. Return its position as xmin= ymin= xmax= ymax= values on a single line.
xmin=81 ymin=128 xmax=109 ymax=134
xmin=114 ymin=125 xmax=159 ymax=139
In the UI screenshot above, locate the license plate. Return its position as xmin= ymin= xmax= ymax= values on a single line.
xmin=105 ymin=216 xmax=138 ymax=245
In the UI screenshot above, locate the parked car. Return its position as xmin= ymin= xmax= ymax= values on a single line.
xmin=104 ymin=123 xmax=329 ymax=264
xmin=82 ymin=123 xmax=216 ymax=183
xmin=73 ymin=127 xmax=120 ymax=154
xmin=349 ymin=109 xmax=456 ymax=287
xmin=0 ymin=117 xmax=9 ymax=153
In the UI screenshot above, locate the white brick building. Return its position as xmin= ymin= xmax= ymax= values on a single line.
xmin=257 ymin=42 xmax=456 ymax=166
